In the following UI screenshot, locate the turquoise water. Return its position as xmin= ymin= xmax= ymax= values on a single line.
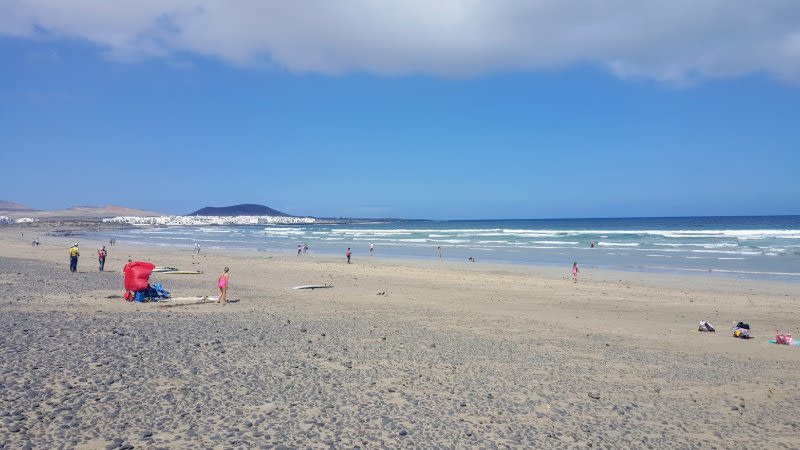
xmin=92 ymin=216 xmax=800 ymax=280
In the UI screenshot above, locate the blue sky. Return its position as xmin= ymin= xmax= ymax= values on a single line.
xmin=1 ymin=2 xmax=799 ymax=219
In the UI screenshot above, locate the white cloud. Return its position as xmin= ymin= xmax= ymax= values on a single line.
xmin=1 ymin=0 xmax=799 ymax=84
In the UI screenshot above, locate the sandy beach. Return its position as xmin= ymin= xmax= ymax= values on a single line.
xmin=1 ymin=225 xmax=799 ymax=449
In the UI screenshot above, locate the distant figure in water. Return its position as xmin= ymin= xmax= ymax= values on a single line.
xmin=590 ymin=241 xmax=595 ymax=248
xmin=369 ymin=242 xmax=374 ymax=256
xmin=297 ymin=244 xmax=303 ymax=257
xmin=437 ymin=246 xmax=443 ymax=259
xmin=218 ymin=267 xmax=230 ymax=305
xmin=304 ymin=243 xmax=309 ymax=254
xmin=572 ymin=262 xmax=579 ymax=283
xmin=346 ymin=247 xmax=351 ymax=264
xmin=194 ymin=243 xmax=201 ymax=253
xmin=98 ymin=246 xmax=107 ymax=272
xmin=468 ymin=257 xmax=476 ymax=262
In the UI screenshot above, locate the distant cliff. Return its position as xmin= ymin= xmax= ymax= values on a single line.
xmin=188 ymin=204 xmax=291 ymax=217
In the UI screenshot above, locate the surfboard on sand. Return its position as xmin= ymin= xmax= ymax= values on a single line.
xmin=293 ymin=284 xmax=333 ymax=290
xmin=163 ymin=270 xmax=204 ymax=275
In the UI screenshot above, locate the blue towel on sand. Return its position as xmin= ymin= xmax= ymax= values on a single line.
xmin=768 ymin=339 xmax=800 ymax=347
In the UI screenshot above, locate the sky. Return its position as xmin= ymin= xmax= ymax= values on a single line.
xmin=0 ymin=1 xmax=799 ymax=219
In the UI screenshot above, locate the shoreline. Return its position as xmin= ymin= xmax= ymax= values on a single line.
xmin=63 ymin=225 xmax=800 ymax=283
xmin=9 ymin=216 xmax=800 ymax=282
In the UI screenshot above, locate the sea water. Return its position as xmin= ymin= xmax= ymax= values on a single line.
xmin=91 ymin=216 xmax=800 ymax=280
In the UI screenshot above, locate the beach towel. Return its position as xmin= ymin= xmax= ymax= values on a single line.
xmin=768 ymin=339 xmax=800 ymax=347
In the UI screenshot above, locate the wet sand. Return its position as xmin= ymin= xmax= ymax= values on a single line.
xmin=1 ymin=227 xmax=799 ymax=448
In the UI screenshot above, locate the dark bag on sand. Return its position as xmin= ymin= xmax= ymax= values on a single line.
xmin=736 ymin=322 xmax=750 ymax=330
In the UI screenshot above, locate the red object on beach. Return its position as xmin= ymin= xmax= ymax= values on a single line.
xmin=123 ymin=261 xmax=155 ymax=291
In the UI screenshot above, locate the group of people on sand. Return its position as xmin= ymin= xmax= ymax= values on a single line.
xmin=67 ymin=242 xmax=232 ymax=305
xmin=67 ymin=243 xmax=109 ymax=272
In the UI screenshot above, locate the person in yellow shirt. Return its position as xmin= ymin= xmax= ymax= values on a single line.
xmin=69 ymin=243 xmax=80 ymax=273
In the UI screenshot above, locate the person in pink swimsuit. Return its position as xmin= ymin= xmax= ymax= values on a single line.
xmin=218 ymin=267 xmax=230 ymax=305
xmin=572 ymin=262 xmax=579 ymax=283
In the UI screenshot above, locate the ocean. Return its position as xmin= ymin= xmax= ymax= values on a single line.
xmin=91 ymin=216 xmax=800 ymax=280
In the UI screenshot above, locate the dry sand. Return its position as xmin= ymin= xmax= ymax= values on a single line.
xmin=1 ymin=226 xmax=799 ymax=449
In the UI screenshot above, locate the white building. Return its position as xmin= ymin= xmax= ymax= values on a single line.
xmin=103 ymin=215 xmax=316 ymax=226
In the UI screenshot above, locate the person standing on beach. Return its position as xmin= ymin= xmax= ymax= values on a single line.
xmin=346 ymin=247 xmax=351 ymax=264
xmin=218 ymin=267 xmax=230 ymax=305
xmin=572 ymin=262 xmax=579 ymax=283
xmin=69 ymin=243 xmax=80 ymax=273
xmin=297 ymin=244 xmax=303 ymax=257
xmin=437 ymin=246 xmax=443 ymax=258
xmin=98 ymin=246 xmax=107 ymax=272
xmin=369 ymin=242 xmax=374 ymax=256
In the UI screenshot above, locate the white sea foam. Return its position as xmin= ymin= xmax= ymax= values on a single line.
xmin=483 ymin=228 xmax=800 ymax=240
xmin=653 ymin=242 xmax=738 ymax=248
xmin=757 ymin=247 xmax=788 ymax=253
xmin=598 ymin=242 xmax=640 ymax=247
xmin=688 ymin=249 xmax=761 ymax=255
xmin=532 ymin=241 xmax=579 ymax=245
xmin=642 ymin=266 xmax=800 ymax=276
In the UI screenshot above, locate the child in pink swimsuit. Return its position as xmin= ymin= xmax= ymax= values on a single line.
xmin=218 ymin=267 xmax=230 ymax=305
xmin=572 ymin=262 xmax=579 ymax=283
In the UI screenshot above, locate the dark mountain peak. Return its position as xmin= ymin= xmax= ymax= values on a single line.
xmin=188 ymin=204 xmax=290 ymax=217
